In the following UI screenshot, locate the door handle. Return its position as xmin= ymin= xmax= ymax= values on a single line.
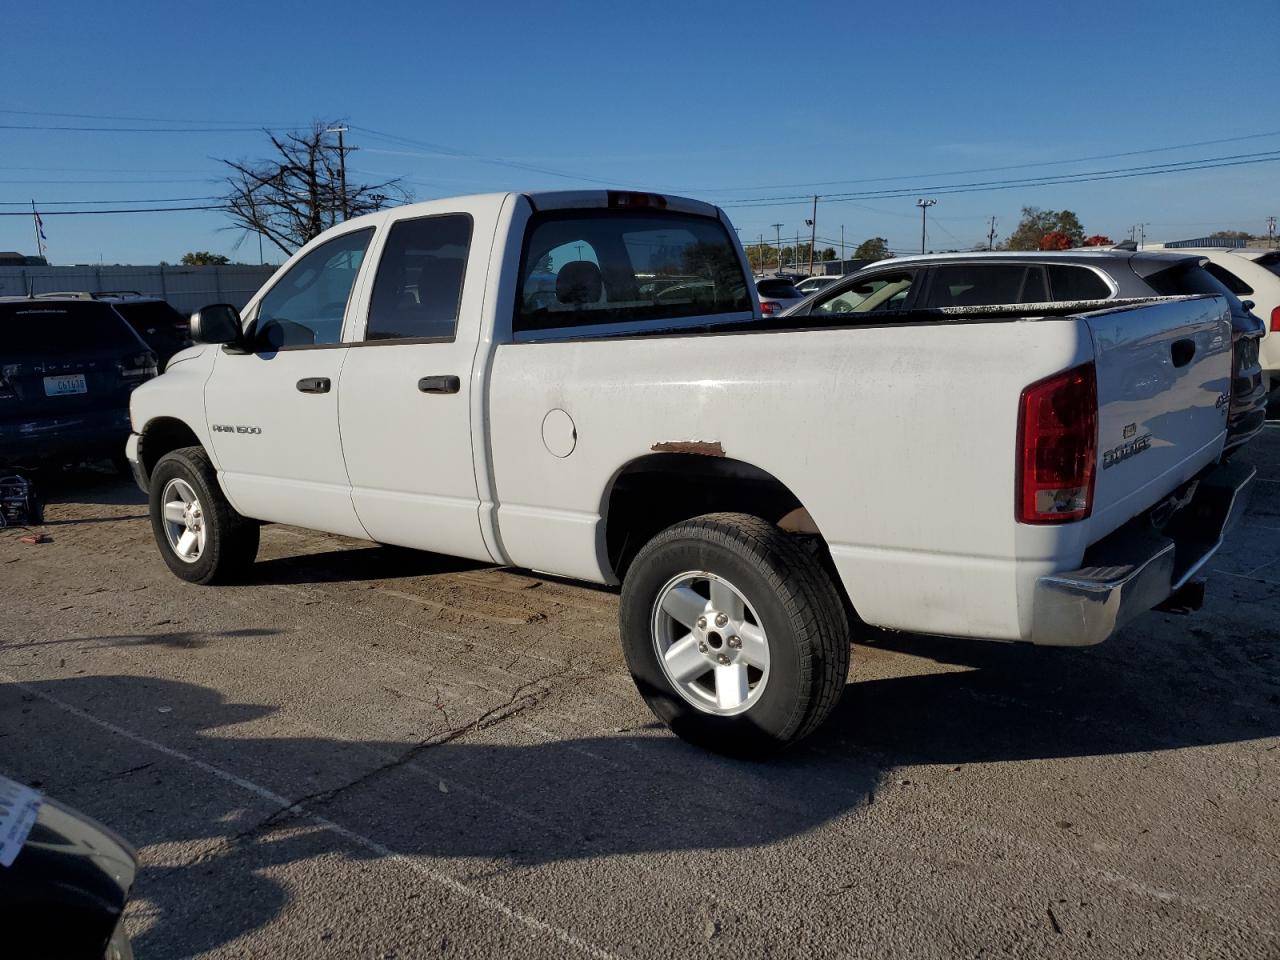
xmin=1170 ymin=338 xmax=1196 ymax=368
xmin=418 ymin=375 xmax=461 ymax=394
xmin=296 ymin=377 xmax=331 ymax=394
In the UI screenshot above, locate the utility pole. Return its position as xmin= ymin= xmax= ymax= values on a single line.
xmin=771 ymin=223 xmax=783 ymax=275
xmin=807 ymin=195 xmax=818 ymax=276
xmin=840 ymin=224 xmax=845 ymax=265
xmin=916 ymin=198 xmax=937 ymax=254
xmin=326 ymin=125 xmax=350 ymax=221
xmin=1268 ymin=216 xmax=1277 ymax=249
xmin=758 ymin=234 xmax=764 ymax=273
xmin=1137 ymin=223 xmax=1147 ymax=249
xmin=30 ymin=200 xmax=45 ymax=261
xmin=987 ymin=216 xmax=998 ymax=251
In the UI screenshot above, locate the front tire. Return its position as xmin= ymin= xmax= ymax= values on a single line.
xmin=149 ymin=446 xmax=259 ymax=584
xmin=619 ymin=513 xmax=850 ymax=756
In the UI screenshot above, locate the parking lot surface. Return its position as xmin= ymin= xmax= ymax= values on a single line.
xmin=2 ymin=432 xmax=1279 ymax=959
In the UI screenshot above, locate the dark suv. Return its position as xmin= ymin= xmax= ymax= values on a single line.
xmin=784 ymin=250 xmax=1266 ymax=454
xmin=0 ymin=298 xmax=157 ymax=467
xmin=37 ymin=292 xmax=192 ymax=366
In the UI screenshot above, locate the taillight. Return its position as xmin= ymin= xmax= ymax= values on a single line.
xmin=120 ymin=350 xmax=158 ymax=380
xmin=1017 ymin=363 xmax=1098 ymax=524
xmin=1271 ymin=305 xmax=1280 ymax=333
xmin=760 ymin=301 xmax=780 ymax=316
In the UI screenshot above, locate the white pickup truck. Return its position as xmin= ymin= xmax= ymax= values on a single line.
xmin=125 ymin=189 xmax=1254 ymax=754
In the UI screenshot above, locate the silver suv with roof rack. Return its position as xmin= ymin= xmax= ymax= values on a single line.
xmin=784 ymin=249 xmax=1266 ymax=455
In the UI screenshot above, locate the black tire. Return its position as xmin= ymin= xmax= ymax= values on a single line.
xmin=148 ymin=445 xmax=259 ymax=584
xmin=619 ymin=512 xmax=850 ymax=756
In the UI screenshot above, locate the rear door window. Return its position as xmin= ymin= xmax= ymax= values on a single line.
xmin=922 ymin=264 xmax=1048 ymax=307
xmin=516 ymin=209 xmax=750 ymax=333
xmin=0 ymin=302 xmax=139 ymax=354
xmin=1046 ymin=264 xmax=1111 ymax=301
xmin=366 ymin=214 xmax=472 ymax=341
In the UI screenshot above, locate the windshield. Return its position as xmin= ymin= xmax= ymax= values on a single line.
xmin=0 ymin=301 xmax=141 ymax=354
xmin=516 ymin=209 xmax=750 ymax=332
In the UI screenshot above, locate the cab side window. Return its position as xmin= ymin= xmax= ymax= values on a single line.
xmin=366 ymin=214 xmax=472 ymax=341
xmin=255 ymin=228 xmax=373 ymax=349
xmin=812 ymin=272 xmax=916 ymax=316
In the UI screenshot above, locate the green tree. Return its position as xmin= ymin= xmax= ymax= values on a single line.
xmin=1003 ymin=207 xmax=1085 ymax=250
xmin=853 ymin=237 xmax=890 ymax=260
xmin=820 ymin=247 xmax=836 ymax=261
xmin=1210 ymin=230 xmax=1252 ymax=241
xmin=181 ymin=251 xmax=230 ymax=266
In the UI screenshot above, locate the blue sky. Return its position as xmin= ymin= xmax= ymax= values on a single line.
xmin=4 ymin=0 xmax=1278 ymax=264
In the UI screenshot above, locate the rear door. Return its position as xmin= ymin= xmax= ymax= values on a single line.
xmin=338 ymin=210 xmax=493 ymax=562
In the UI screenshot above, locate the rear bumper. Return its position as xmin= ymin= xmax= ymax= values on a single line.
xmin=1031 ymin=460 xmax=1254 ymax=646
xmin=0 ymin=408 xmax=131 ymax=466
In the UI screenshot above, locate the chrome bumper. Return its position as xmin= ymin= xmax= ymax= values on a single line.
xmin=1031 ymin=461 xmax=1255 ymax=646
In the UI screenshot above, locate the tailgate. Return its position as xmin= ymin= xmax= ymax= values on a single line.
xmin=1086 ymin=296 xmax=1232 ymax=533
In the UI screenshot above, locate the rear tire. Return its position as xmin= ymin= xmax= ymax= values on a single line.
xmin=149 ymin=446 xmax=258 ymax=584
xmin=619 ymin=512 xmax=850 ymax=757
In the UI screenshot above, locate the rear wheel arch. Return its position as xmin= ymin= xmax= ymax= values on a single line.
xmin=600 ymin=453 xmax=851 ymax=608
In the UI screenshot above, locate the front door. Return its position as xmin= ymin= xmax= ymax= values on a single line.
xmin=338 ymin=212 xmax=492 ymax=561
xmin=204 ymin=227 xmax=373 ymax=538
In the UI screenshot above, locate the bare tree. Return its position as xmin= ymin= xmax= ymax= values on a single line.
xmin=220 ymin=121 xmax=410 ymax=256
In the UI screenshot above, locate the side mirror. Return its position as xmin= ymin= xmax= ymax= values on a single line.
xmin=190 ymin=303 xmax=243 ymax=345
xmin=1242 ymin=299 xmax=1256 ymax=312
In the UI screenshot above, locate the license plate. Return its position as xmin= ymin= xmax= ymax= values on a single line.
xmin=43 ymin=374 xmax=87 ymax=396
xmin=0 ymin=778 xmax=41 ymax=868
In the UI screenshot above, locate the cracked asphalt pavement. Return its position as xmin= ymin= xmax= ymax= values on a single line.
xmin=2 ymin=430 xmax=1279 ymax=959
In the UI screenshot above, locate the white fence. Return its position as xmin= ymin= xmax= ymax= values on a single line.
xmin=0 ymin=264 xmax=277 ymax=313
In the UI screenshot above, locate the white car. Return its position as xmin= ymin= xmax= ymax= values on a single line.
xmin=1147 ymin=246 xmax=1280 ymax=388
xmin=754 ymin=276 xmax=804 ymax=316
xmin=124 ymin=189 xmax=1254 ymax=754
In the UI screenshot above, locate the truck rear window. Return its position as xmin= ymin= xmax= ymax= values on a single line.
xmin=0 ymin=302 xmax=140 ymax=354
xmin=515 ymin=210 xmax=750 ymax=333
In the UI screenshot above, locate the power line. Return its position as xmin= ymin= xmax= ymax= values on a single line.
xmin=0 ymin=123 xmax=269 ymax=133
xmin=0 ymin=178 xmax=215 ymax=185
xmin=0 ymin=107 xmax=296 ymax=126
xmin=690 ymin=129 xmax=1280 ymax=194
xmin=0 ymin=204 xmax=225 ymax=216
xmin=0 ymin=196 xmax=222 ymax=206
xmin=353 ymin=126 xmax=651 ymax=188
xmin=722 ymin=151 xmax=1280 ymax=208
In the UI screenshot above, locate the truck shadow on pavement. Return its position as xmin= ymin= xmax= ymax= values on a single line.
xmin=5 ymin=639 xmax=1277 ymax=957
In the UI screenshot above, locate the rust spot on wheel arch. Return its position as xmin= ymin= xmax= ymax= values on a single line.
xmin=650 ymin=440 xmax=725 ymax=457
